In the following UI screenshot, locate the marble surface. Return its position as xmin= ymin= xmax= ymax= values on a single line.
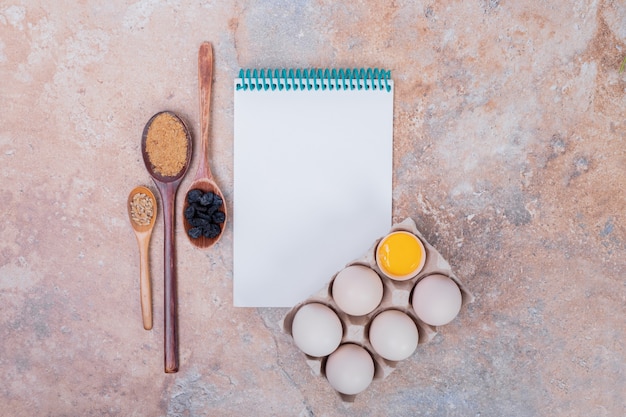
xmin=1 ymin=1 xmax=625 ymax=416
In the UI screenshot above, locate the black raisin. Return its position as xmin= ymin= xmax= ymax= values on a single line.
xmin=188 ymin=226 xmax=203 ymax=239
xmin=212 ymin=194 xmax=223 ymax=208
xmin=195 ymin=211 xmax=212 ymax=220
xmin=203 ymin=223 xmax=221 ymax=239
xmin=199 ymin=192 xmax=215 ymax=206
xmin=188 ymin=217 xmax=209 ymax=227
xmin=206 ymin=205 xmax=218 ymax=217
xmin=184 ymin=205 xmax=195 ymax=219
xmin=187 ymin=189 xmax=203 ymax=204
xmin=194 ymin=203 xmax=208 ymax=213
xmin=212 ymin=211 xmax=225 ymax=224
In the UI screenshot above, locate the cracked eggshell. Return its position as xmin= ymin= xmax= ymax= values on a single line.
xmin=375 ymin=230 xmax=426 ymax=281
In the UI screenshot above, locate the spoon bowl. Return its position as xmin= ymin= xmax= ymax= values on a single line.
xmin=141 ymin=110 xmax=192 ymax=373
xmin=141 ymin=111 xmax=192 ymax=183
xmin=183 ymin=41 xmax=227 ymax=249
xmin=183 ymin=179 xmax=227 ymax=248
xmin=128 ymin=186 xmax=157 ymax=330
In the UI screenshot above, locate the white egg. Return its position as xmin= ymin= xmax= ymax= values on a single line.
xmin=332 ymin=265 xmax=383 ymax=316
xmin=368 ymin=310 xmax=419 ymax=361
xmin=291 ymin=303 xmax=343 ymax=357
xmin=411 ymin=274 xmax=462 ymax=326
xmin=325 ymin=344 xmax=375 ymax=395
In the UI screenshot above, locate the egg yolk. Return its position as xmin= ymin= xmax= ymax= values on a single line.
xmin=377 ymin=232 xmax=424 ymax=278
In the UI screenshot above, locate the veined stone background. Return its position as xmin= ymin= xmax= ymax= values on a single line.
xmin=1 ymin=1 xmax=625 ymax=416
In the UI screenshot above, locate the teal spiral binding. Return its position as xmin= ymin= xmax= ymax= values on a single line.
xmin=236 ymin=68 xmax=392 ymax=92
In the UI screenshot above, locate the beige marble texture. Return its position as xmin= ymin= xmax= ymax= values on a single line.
xmin=1 ymin=1 xmax=625 ymax=416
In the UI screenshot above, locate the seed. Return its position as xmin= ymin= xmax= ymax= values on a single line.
xmin=130 ymin=192 xmax=154 ymax=226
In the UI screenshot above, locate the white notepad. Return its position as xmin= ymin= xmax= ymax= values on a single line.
xmin=233 ymin=69 xmax=394 ymax=307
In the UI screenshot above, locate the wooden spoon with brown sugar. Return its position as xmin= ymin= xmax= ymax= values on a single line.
xmin=141 ymin=110 xmax=192 ymax=373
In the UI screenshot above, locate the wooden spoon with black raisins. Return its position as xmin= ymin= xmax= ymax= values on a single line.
xmin=183 ymin=41 xmax=227 ymax=248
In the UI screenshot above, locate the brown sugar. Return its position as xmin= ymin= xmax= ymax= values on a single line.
xmin=145 ymin=113 xmax=188 ymax=177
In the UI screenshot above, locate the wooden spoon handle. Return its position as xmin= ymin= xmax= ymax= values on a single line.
xmin=161 ymin=183 xmax=179 ymax=373
xmin=197 ymin=41 xmax=213 ymax=180
xmin=139 ymin=234 xmax=153 ymax=330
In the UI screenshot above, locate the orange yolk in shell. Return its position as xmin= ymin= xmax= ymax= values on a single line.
xmin=376 ymin=232 xmax=425 ymax=279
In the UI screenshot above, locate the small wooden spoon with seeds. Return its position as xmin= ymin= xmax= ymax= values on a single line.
xmin=183 ymin=42 xmax=227 ymax=249
xmin=127 ymin=186 xmax=157 ymax=330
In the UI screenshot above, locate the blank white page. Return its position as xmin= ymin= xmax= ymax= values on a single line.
xmin=233 ymin=76 xmax=394 ymax=307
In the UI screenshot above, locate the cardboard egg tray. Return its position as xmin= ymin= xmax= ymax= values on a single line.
xmin=281 ymin=217 xmax=474 ymax=401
